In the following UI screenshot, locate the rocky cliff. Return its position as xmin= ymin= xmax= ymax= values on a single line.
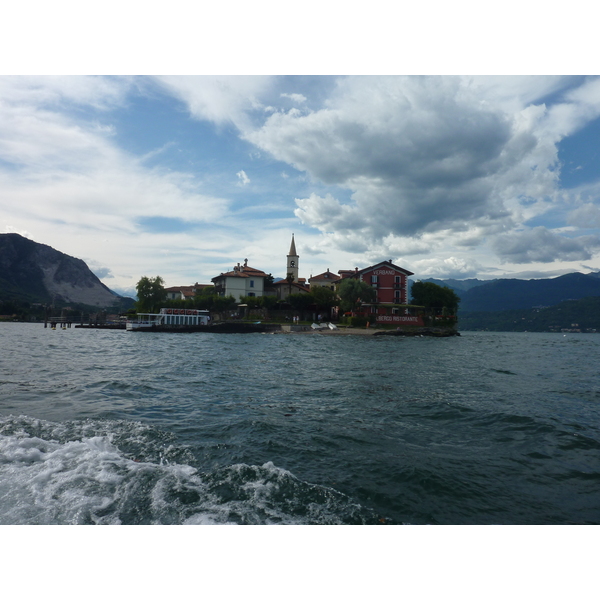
xmin=0 ymin=233 xmax=122 ymax=307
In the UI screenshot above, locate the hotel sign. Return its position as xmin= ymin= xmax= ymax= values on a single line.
xmin=373 ymin=269 xmax=396 ymax=276
xmin=376 ymin=315 xmax=424 ymax=326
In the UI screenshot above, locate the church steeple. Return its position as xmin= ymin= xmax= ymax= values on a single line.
xmin=286 ymin=234 xmax=299 ymax=282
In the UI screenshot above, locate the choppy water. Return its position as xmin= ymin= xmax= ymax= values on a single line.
xmin=1 ymin=323 xmax=599 ymax=524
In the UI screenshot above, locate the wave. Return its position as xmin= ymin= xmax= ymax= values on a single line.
xmin=0 ymin=415 xmax=382 ymax=525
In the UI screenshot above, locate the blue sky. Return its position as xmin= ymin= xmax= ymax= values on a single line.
xmin=2 ymin=9 xmax=600 ymax=298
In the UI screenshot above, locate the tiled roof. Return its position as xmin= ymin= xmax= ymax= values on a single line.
xmin=309 ymin=269 xmax=340 ymax=282
xmin=273 ymin=280 xmax=309 ymax=291
xmin=212 ymin=264 xmax=267 ymax=282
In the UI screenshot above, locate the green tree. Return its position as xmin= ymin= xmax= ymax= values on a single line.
xmin=286 ymin=272 xmax=295 ymax=299
xmin=312 ymin=286 xmax=338 ymax=315
xmin=338 ymin=278 xmax=377 ymax=313
xmin=287 ymin=293 xmax=314 ymax=312
xmin=410 ymin=281 xmax=460 ymax=314
xmin=263 ymin=273 xmax=275 ymax=291
xmin=261 ymin=295 xmax=278 ymax=310
xmin=211 ymin=294 xmax=237 ymax=314
xmin=239 ymin=295 xmax=262 ymax=309
xmin=135 ymin=276 xmax=166 ymax=312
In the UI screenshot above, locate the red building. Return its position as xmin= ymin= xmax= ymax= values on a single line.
xmin=340 ymin=260 xmax=424 ymax=326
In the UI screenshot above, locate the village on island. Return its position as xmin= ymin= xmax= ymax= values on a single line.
xmin=128 ymin=235 xmax=460 ymax=336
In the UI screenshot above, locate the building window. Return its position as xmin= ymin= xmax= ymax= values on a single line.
xmin=395 ymin=276 xmax=401 ymax=284
xmin=371 ymin=306 xmax=377 ymax=314
xmin=250 ymin=280 xmax=254 ymax=288
xmin=248 ymin=292 xmax=255 ymax=297
xmin=395 ymin=290 xmax=401 ymax=300
xmin=371 ymin=275 xmax=378 ymax=283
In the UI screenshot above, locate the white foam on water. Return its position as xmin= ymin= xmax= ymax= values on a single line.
xmin=0 ymin=415 xmax=375 ymax=525
xmin=0 ymin=415 xmax=226 ymax=524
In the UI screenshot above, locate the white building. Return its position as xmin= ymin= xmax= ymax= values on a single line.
xmin=211 ymin=259 xmax=268 ymax=302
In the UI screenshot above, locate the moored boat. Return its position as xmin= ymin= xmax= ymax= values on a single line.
xmin=126 ymin=308 xmax=210 ymax=331
xmin=126 ymin=308 xmax=278 ymax=333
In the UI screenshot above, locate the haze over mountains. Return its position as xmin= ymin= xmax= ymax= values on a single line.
xmin=0 ymin=233 xmax=128 ymax=307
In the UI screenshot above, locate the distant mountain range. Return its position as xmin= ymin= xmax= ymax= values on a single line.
xmin=415 ymin=273 xmax=600 ymax=312
xmin=458 ymin=296 xmax=600 ymax=332
xmin=0 ymin=233 xmax=130 ymax=308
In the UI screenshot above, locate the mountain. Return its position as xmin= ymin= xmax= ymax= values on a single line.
xmin=457 ymin=273 xmax=600 ymax=312
xmin=0 ymin=233 xmax=125 ymax=307
xmin=417 ymin=278 xmax=493 ymax=293
xmin=459 ymin=296 xmax=600 ymax=332
xmin=410 ymin=273 xmax=600 ymax=313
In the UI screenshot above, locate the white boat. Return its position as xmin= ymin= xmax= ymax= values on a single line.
xmin=126 ymin=308 xmax=210 ymax=331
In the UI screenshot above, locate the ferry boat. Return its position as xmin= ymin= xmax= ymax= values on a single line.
xmin=126 ymin=308 xmax=277 ymax=333
xmin=126 ymin=308 xmax=210 ymax=331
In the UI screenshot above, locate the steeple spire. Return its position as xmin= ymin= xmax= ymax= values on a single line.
xmin=286 ymin=234 xmax=299 ymax=282
xmin=289 ymin=234 xmax=297 ymax=257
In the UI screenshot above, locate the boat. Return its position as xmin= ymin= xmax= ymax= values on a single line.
xmin=126 ymin=308 xmax=210 ymax=331
xmin=126 ymin=308 xmax=277 ymax=333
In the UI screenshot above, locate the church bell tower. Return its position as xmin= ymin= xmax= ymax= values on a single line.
xmin=287 ymin=234 xmax=299 ymax=282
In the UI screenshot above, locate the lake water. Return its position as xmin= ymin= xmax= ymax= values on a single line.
xmin=1 ymin=323 xmax=599 ymax=525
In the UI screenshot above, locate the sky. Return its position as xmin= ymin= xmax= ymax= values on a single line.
xmin=2 ymin=10 xmax=600 ymax=298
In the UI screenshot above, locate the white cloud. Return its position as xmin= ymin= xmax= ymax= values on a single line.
xmin=153 ymin=75 xmax=274 ymax=131
xmin=238 ymin=76 xmax=600 ymax=272
xmin=280 ymin=93 xmax=307 ymax=104
xmin=248 ymin=77 xmax=554 ymax=241
xmin=4 ymin=75 xmax=600 ymax=289
xmin=410 ymin=256 xmax=482 ymax=279
xmin=567 ymin=204 xmax=600 ymax=229
xmin=236 ymin=170 xmax=250 ymax=186
xmin=1 ymin=225 xmax=32 ymax=238
xmin=0 ymin=76 xmax=237 ymax=291
xmin=492 ymin=227 xmax=600 ymax=263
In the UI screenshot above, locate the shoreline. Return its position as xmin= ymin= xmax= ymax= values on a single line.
xmin=276 ymin=326 xmax=460 ymax=337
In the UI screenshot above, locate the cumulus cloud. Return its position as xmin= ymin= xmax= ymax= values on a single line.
xmin=281 ymin=93 xmax=307 ymax=104
xmin=567 ymin=204 xmax=600 ymax=228
xmin=492 ymin=227 xmax=600 ymax=263
xmin=410 ymin=256 xmax=482 ymax=279
xmin=248 ymin=77 xmax=566 ymax=243
xmin=236 ymin=170 xmax=250 ymax=186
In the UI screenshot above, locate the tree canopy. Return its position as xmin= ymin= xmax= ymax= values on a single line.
xmin=135 ymin=276 xmax=166 ymax=312
xmin=410 ymin=281 xmax=460 ymax=313
xmin=338 ymin=278 xmax=377 ymax=313
xmin=311 ymin=286 xmax=338 ymax=311
xmin=287 ymin=293 xmax=314 ymax=312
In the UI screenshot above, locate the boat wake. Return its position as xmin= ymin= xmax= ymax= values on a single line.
xmin=0 ymin=415 xmax=382 ymax=525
